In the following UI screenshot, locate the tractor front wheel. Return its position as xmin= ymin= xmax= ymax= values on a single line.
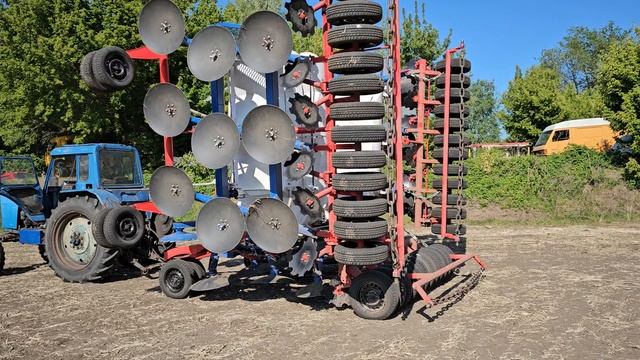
xmin=44 ymin=196 xmax=119 ymax=283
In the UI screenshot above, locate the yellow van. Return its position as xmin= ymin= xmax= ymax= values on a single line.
xmin=532 ymin=118 xmax=617 ymax=155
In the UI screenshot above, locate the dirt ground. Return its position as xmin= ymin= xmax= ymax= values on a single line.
xmin=1 ymin=224 xmax=639 ymax=360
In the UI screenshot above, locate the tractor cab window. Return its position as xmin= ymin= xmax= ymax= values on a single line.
xmin=50 ymin=156 xmax=77 ymax=190
xmin=100 ymin=150 xmax=138 ymax=187
xmin=552 ymin=129 xmax=569 ymax=142
xmin=0 ymin=158 xmax=38 ymax=186
xmin=535 ymin=131 xmax=552 ymax=146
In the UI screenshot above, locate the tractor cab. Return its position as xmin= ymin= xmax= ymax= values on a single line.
xmin=0 ymin=156 xmax=45 ymax=230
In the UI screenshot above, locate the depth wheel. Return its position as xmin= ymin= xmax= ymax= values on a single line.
xmin=159 ymin=259 xmax=194 ymax=299
xmin=349 ymin=271 xmax=400 ymax=320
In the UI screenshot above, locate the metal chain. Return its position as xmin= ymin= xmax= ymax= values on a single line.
xmin=425 ymin=269 xmax=484 ymax=308
xmin=385 ymin=0 xmax=398 ymax=268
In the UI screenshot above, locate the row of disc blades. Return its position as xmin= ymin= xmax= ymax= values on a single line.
xmin=139 ymin=0 xmax=293 ymax=79
xmin=143 ymin=83 xmax=296 ymax=167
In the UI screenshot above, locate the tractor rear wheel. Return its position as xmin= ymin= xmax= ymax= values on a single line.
xmin=38 ymin=244 xmax=48 ymax=263
xmin=0 ymin=242 xmax=5 ymax=272
xmin=45 ymin=196 xmax=119 ymax=283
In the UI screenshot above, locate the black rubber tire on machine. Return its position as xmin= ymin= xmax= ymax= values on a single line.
xmin=45 ymin=196 xmax=119 ymax=283
xmin=431 ymin=223 xmax=467 ymax=236
xmin=159 ymin=259 xmax=194 ymax=299
xmin=434 ymin=58 xmax=472 ymax=73
xmin=428 ymin=243 xmax=455 ymax=280
xmin=91 ymin=46 xmax=135 ymax=90
xmin=432 ymin=147 xmax=468 ymax=160
xmin=334 ymin=218 xmax=388 ymax=240
xmin=103 ymin=206 xmax=146 ymax=249
xmin=328 ymin=74 xmax=385 ymax=95
xmin=432 ymin=193 xmax=467 ymax=206
xmin=332 ymin=151 xmax=387 ymax=169
xmin=432 ymin=164 xmax=468 ymax=176
xmin=152 ymin=214 xmax=174 ymax=237
xmin=332 ymin=173 xmax=388 ymax=191
xmin=331 ymin=125 xmax=387 ymax=143
xmin=0 ymin=242 xmax=4 ymax=272
xmin=348 ymin=270 xmax=400 ymax=320
xmin=433 ymin=104 xmax=470 ymax=117
xmin=326 ymin=0 xmax=383 ymax=25
xmin=431 ymin=178 xmax=468 ymax=190
xmin=328 ymin=51 xmax=384 ymax=74
xmin=92 ymin=207 xmax=114 ymax=248
xmin=330 ymin=101 xmax=385 ymax=120
xmin=38 ymin=244 xmax=48 ymax=263
xmin=184 ymin=259 xmax=207 ymax=281
xmin=436 ymin=74 xmax=470 ymax=89
xmin=433 ymin=118 xmax=468 ymax=131
xmin=327 ymin=24 xmax=384 ymax=49
xmin=80 ymin=51 xmax=109 ymax=92
xmin=433 ymin=134 xmax=467 ymax=147
xmin=333 ymin=197 xmax=388 ymax=218
xmin=435 ymin=88 xmax=470 ymax=103
xmin=431 ymin=207 xmax=468 ymax=220
xmin=334 ymin=242 xmax=389 ymax=265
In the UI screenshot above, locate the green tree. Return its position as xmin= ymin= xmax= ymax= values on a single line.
xmin=222 ymin=0 xmax=281 ymax=23
xmin=401 ymin=0 xmax=450 ymax=66
xmin=464 ymin=80 xmax=501 ymax=143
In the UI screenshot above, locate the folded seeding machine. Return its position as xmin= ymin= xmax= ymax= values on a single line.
xmin=1 ymin=0 xmax=488 ymax=320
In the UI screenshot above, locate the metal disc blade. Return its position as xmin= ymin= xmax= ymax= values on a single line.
xmin=284 ymin=151 xmax=313 ymax=180
xmin=288 ymin=94 xmax=320 ymax=127
xmin=289 ymin=238 xmax=317 ymax=276
xmin=237 ymin=11 xmax=293 ymax=73
xmin=138 ymin=0 xmax=185 ymax=55
xmin=242 ymin=105 xmax=295 ymax=164
xmin=282 ymin=58 xmax=311 ymax=88
xmin=247 ymin=198 xmax=298 ymax=254
xmin=292 ymin=188 xmax=323 ymax=222
xmin=192 ymin=113 xmax=240 ymax=169
xmin=188 ymin=26 xmax=237 ymax=82
xmin=149 ymin=166 xmax=195 ymax=218
xmin=144 ymin=83 xmax=191 ymax=137
xmin=197 ymin=198 xmax=245 ymax=253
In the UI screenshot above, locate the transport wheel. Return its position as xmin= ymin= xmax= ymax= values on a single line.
xmin=433 ymin=134 xmax=467 ymax=147
xmin=91 ymin=46 xmax=135 ymax=89
xmin=326 ymin=0 xmax=383 ymax=25
xmin=80 ymin=51 xmax=109 ymax=92
xmin=432 ymin=147 xmax=468 ymax=160
xmin=434 ymin=58 xmax=472 ymax=73
xmin=0 ymin=242 xmax=4 ymax=272
xmin=334 ymin=242 xmax=389 ymax=266
xmin=436 ymin=74 xmax=470 ymax=89
xmin=328 ymin=24 xmax=383 ymax=49
xmin=152 ymin=214 xmax=174 ymax=237
xmin=432 ymin=164 xmax=468 ymax=176
xmin=333 ymin=197 xmax=387 ymax=218
xmin=38 ymin=244 xmax=48 ymax=263
xmin=103 ymin=206 xmax=145 ymax=249
xmin=431 ymin=193 xmax=467 ymax=206
xmin=91 ymin=207 xmax=114 ymax=248
xmin=45 ymin=196 xmax=119 ymax=283
xmin=332 ymin=151 xmax=387 ymax=169
xmin=432 ymin=178 xmax=468 ymax=190
xmin=433 ymin=104 xmax=470 ymax=117
xmin=331 ymin=125 xmax=387 ymax=143
xmin=433 ymin=118 xmax=468 ymax=131
xmin=334 ymin=218 xmax=388 ymax=240
xmin=349 ymin=270 xmax=400 ymax=320
xmin=184 ymin=259 xmax=207 ymax=280
xmin=328 ymin=74 xmax=384 ymax=95
xmin=328 ymin=51 xmax=384 ymax=74
xmin=435 ymin=88 xmax=470 ymax=103
xmin=333 ymin=173 xmax=388 ymax=192
xmin=159 ymin=259 xmax=194 ymax=299
xmin=330 ymin=101 xmax=385 ymax=120
xmin=431 ymin=223 xmax=467 ymax=236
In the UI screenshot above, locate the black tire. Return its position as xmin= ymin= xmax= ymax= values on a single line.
xmin=91 ymin=207 xmax=113 ymax=248
xmin=433 ymin=134 xmax=467 ymax=147
xmin=434 ymin=104 xmax=470 ymax=117
xmin=432 ymin=207 xmax=467 ymax=220
xmin=433 ymin=118 xmax=468 ymax=131
xmin=333 ymin=151 xmax=387 ymax=169
xmin=435 ymin=88 xmax=470 ymax=103
xmin=159 ymin=259 xmax=194 ymax=299
xmin=45 ymin=196 xmax=119 ymax=283
xmin=333 ymin=173 xmax=388 ymax=191
xmin=330 ymin=101 xmax=385 ymax=120
xmin=428 ymin=243 xmax=454 ymax=281
xmin=326 ymin=0 xmax=383 ymax=25
xmin=328 ymin=51 xmax=384 ymax=74
xmin=91 ymin=46 xmax=134 ymax=89
xmin=432 ymin=178 xmax=468 ymax=189
xmin=432 ymin=223 xmax=467 ymax=236
xmin=334 ymin=196 xmax=388 ymax=218
xmin=418 ymin=246 xmax=445 ymax=271
xmin=328 ymin=74 xmax=384 ymax=95
xmin=184 ymin=259 xmax=207 ymax=281
xmin=432 ymin=147 xmax=468 ymax=160
xmin=404 ymin=248 xmax=439 ymax=290
xmin=436 ymin=74 xmax=470 ymax=89
xmin=434 ymin=58 xmax=472 ymax=73
xmin=328 ymin=24 xmax=383 ymax=49
xmin=432 ymin=164 xmax=468 ymax=176
xmin=80 ymin=51 xmax=109 ymax=91
xmin=0 ymin=242 xmax=4 ymax=272
xmin=334 ymin=242 xmax=389 ymax=265
xmin=335 ymin=218 xmax=388 ymax=240
xmin=332 ymin=125 xmax=387 ymax=143
xmin=432 ymin=193 xmax=467 ymax=206
xmin=38 ymin=244 xmax=48 ymax=263
xmin=349 ymin=270 xmax=400 ymax=320
xmin=103 ymin=206 xmax=145 ymax=249
xmin=152 ymin=214 xmax=174 ymax=237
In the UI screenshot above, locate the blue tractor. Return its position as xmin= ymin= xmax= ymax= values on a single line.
xmin=0 ymin=144 xmax=174 ymax=281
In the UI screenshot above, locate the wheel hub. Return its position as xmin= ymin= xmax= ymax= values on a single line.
xmin=360 ymin=282 xmax=384 ymax=310
xmin=119 ymin=218 xmax=137 ymax=237
xmin=62 ymin=217 xmax=97 ymax=264
xmin=106 ymin=57 xmax=127 ymax=80
xmin=166 ymin=269 xmax=185 ymax=292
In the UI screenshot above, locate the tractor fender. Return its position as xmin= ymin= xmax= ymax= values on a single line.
xmin=0 ymin=194 xmax=19 ymax=230
xmin=59 ymin=190 xmax=121 ymax=209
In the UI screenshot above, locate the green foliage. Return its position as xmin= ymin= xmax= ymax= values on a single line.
xmin=222 ymin=0 xmax=281 ymax=23
xmin=464 ymin=80 xmax=501 ymax=143
xmin=400 ymin=0 xmax=450 ymax=66
xmin=174 ymin=152 xmax=214 ymax=195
